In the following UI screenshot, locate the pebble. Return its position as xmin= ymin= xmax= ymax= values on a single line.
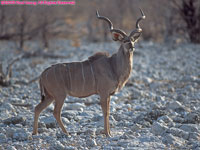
xmin=61 ymin=110 xmax=78 ymax=120
xmin=179 ymin=124 xmax=199 ymax=133
xmin=86 ymin=138 xmax=97 ymax=147
xmin=50 ymin=141 xmax=65 ymax=150
xmin=6 ymin=146 xmax=17 ymax=150
xmin=2 ymin=103 xmax=15 ymax=112
xmin=151 ymin=121 xmax=168 ymax=135
xmin=162 ymin=133 xmax=183 ymax=147
xmin=131 ymin=123 xmax=142 ymax=132
xmin=167 ymin=101 xmax=185 ymax=112
xmin=41 ymin=116 xmax=57 ymax=128
xmin=168 ymin=127 xmax=189 ymax=140
xmin=157 ymin=115 xmax=173 ymax=123
xmin=130 ymin=88 xmax=143 ymax=99
xmin=143 ymin=77 xmax=153 ymax=84
xmin=3 ymin=116 xmax=26 ymax=125
xmin=84 ymin=129 xmax=96 ymax=137
xmin=184 ymin=112 xmax=200 ymax=123
xmin=13 ymin=129 xmax=29 ymax=141
xmin=65 ymin=103 xmax=85 ymax=111
xmin=0 ymin=133 xmax=7 ymax=143
xmin=6 ymin=128 xmax=16 ymax=138
xmin=189 ymin=132 xmax=200 ymax=141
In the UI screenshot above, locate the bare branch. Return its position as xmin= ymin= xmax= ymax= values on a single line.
xmin=11 ymin=103 xmax=32 ymax=108
xmin=6 ymin=54 xmax=24 ymax=78
xmin=171 ymin=0 xmax=182 ymax=10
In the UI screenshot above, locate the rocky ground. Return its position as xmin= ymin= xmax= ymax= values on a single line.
xmin=0 ymin=40 xmax=200 ymax=150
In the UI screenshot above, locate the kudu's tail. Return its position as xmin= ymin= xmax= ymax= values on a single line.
xmin=39 ymin=77 xmax=45 ymax=102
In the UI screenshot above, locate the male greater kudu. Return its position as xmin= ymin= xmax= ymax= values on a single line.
xmin=33 ymin=9 xmax=145 ymax=137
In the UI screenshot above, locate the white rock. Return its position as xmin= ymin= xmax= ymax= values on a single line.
xmin=173 ymin=116 xmax=184 ymax=123
xmin=3 ymin=103 xmax=15 ymax=112
xmin=134 ymin=105 xmax=145 ymax=111
xmin=189 ymin=132 xmax=200 ymax=141
xmin=6 ymin=146 xmax=17 ymax=150
xmin=0 ymin=133 xmax=7 ymax=143
xmin=167 ymin=101 xmax=185 ymax=111
xmin=179 ymin=124 xmax=199 ymax=133
xmin=3 ymin=116 xmax=26 ymax=125
xmin=168 ymin=127 xmax=189 ymax=140
xmin=50 ymin=141 xmax=65 ymax=150
xmin=149 ymin=82 xmax=161 ymax=90
xmin=41 ymin=116 xmax=57 ymax=128
xmin=65 ymin=103 xmax=85 ymax=111
xmin=61 ymin=110 xmax=78 ymax=120
xmin=151 ymin=122 xmax=168 ymax=135
xmin=131 ymin=123 xmax=142 ymax=132
xmin=163 ymin=133 xmax=183 ymax=147
xmin=62 ymin=117 xmax=70 ymax=125
xmin=6 ymin=128 xmax=16 ymax=138
xmin=150 ymin=103 xmax=161 ymax=110
xmin=85 ymin=129 xmax=96 ymax=137
xmin=86 ymin=138 xmax=97 ymax=147
xmin=130 ymin=88 xmax=143 ymax=99
xmin=117 ymin=140 xmax=129 ymax=148
xmin=37 ymin=122 xmax=46 ymax=128
xmin=46 ymin=103 xmax=54 ymax=112
xmin=10 ymin=97 xmax=21 ymax=103
xmin=64 ymin=146 xmax=78 ymax=150
xmin=176 ymin=95 xmax=185 ymax=102
xmin=126 ymin=104 xmax=132 ymax=110
xmin=184 ymin=112 xmax=199 ymax=123
xmin=156 ymin=96 xmax=165 ymax=101
xmin=13 ymin=129 xmax=29 ymax=141
xmin=143 ymin=77 xmax=153 ymax=84
xmin=157 ymin=115 xmax=173 ymax=123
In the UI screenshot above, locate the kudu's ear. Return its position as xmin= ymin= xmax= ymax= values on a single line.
xmin=129 ymin=8 xmax=145 ymax=42
xmin=111 ymin=32 xmax=124 ymax=41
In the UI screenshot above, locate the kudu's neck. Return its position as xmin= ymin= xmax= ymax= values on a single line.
xmin=110 ymin=45 xmax=133 ymax=86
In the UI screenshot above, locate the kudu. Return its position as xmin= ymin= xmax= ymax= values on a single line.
xmin=33 ymin=9 xmax=145 ymax=137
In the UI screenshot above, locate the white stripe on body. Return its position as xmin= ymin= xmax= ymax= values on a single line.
xmin=59 ymin=64 xmax=67 ymax=92
xmin=81 ymin=62 xmax=85 ymax=93
xmin=53 ymin=65 xmax=58 ymax=88
xmin=43 ymin=68 xmax=50 ymax=97
xmin=40 ymin=78 xmax=45 ymax=97
xmin=89 ymin=61 xmax=95 ymax=88
xmin=67 ymin=64 xmax=72 ymax=91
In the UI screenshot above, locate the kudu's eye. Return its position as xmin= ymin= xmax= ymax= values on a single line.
xmin=123 ymin=41 xmax=133 ymax=52
xmin=127 ymin=42 xmax=135 ymax=52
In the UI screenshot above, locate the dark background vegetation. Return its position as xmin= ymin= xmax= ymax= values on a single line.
xmin=0 ymin=0 xmax=200 ymax=86
xmin=0 ymin=0 xmax=200 ymax=50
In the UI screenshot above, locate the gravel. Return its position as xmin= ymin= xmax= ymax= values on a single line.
xmin=0 ymin=40 xmax=200 ymax=149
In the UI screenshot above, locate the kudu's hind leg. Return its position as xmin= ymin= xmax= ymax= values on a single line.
xmin=53 ymin=96 xmax=69 ymax=136
xmin=100 ymin=94 xmax=111 ymax=137
xmin=33 ymin=96 xmax=53 ymax=135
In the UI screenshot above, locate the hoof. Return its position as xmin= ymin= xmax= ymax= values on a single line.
xmin=63 ymin=131 xmax=70 ymax=136
xmin=103 ymin=130 xmax=112 ymax=137
xmin=32 ymin=132 xmax=37 ymax=135
xmin=106 ymin=133 xmax=112 ymax=137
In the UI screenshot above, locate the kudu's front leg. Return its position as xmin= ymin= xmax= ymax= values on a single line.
xmin=100 ymin=94 xmax=111 ymax=137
